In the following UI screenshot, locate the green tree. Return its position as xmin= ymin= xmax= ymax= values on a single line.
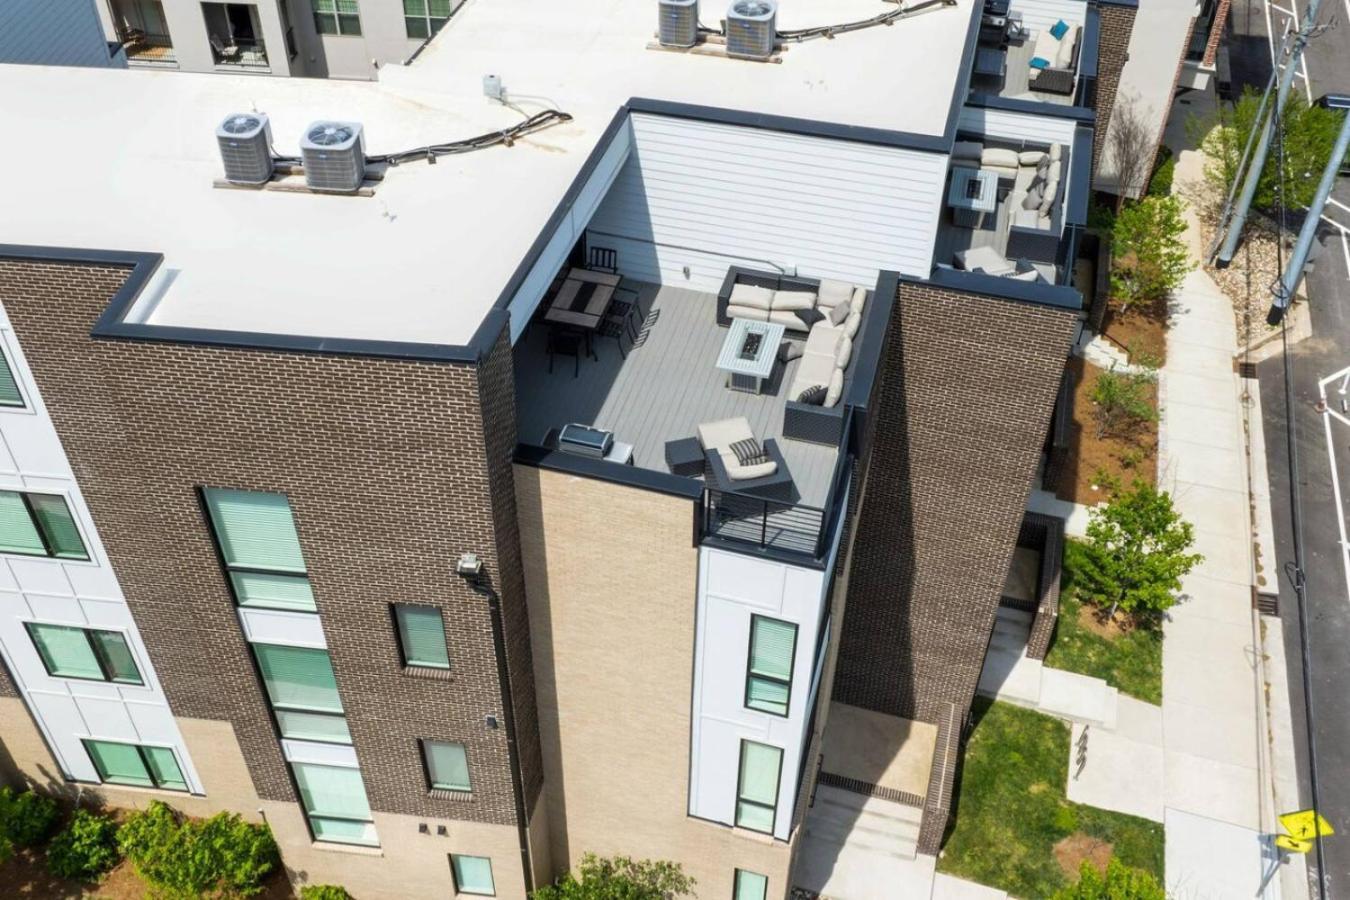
xmin=1110 ymin=194 xmax=1191 ymax=315
xmin=532 ymin=854 xmax=694 ymax=900
xmin=1195 ymin=87 xmax=1344 ymax=213
xmin=1090 ymin=368 xmax=1157 ymax=441
xmin=117 ymin=801 xmax=278 ymax=898
xmin=1051 ymin=858 xmax=1165 ymax=899
xmin=1075 ymin=480 xmax=1202 ymax=621
xmin=47 ymin=809 xmax=121 ymax=880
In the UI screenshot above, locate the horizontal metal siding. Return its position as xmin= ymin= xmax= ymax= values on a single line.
xmin=0 ymin=0 xmax=120 ymax=68
xmin=957 ymin=106 xmax=1080 ymax=146
xmin=1007 ymin=0 xmax=1088 ymax=34
xmin=587 ymin=113 xmax=946 ymax=292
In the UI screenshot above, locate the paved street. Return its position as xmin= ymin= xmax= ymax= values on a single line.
xmin=1227 ymin=0 xmax=1350 ymax=893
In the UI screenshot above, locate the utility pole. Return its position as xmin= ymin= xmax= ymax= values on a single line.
xmin=1268 ymin=96 xmax=1350 ymax=324
xmin=1214 ymin=0 xmax=1326 ymax=267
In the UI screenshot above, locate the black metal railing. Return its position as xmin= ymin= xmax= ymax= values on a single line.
xmin=701 ymin=453 xmax=854 ymax=560
xmin=208 ymin=38 xmax=269 ymax=69
xmin=117 ymin=29 xmax=177 ymax=65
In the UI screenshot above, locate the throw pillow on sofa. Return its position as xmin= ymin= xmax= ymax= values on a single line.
xmin=778 ymin=340 xmax=804 ymax=363
xmin=795 ymin=308 xmax=825 ymax=327
xmin=1030 ymin=56 xmax=1051 ymax=69
xmin=828 ymin=301 xmax=851 ymax=326
xmin=797 ymin=385 xmax=827 ymax=406
xmin=817 ymin=279 xmax=854 ymax=308
xmin=1022 ymin=187 xmax=1044 ymax=211
xmin=729 ymin=283 xmax=773 ymax=310
xmin=1049 ymin=18 xmax=1069 ymax=40
xmin=730 ymin=438 xmax=769 ymax=467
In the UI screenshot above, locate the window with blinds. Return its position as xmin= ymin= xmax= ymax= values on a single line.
xmin=203 ymin=489 xmax=315 ymax=611
xmin=0 ymin=491 xmax=88 ymax=560
xmin=735 ymin=740 xmax=782 ymax=834
xmin=292 ymin=761 xmax=378 ymax=846
xmin=25 ymin=623 xmax=143 ymax=684
xmin=745 ymin=615 xmax=796 ymax=717
xmin=313 ymin=0 xmax=361 ymax=35
xmin=451 ymin=854 xmax=496 ymax=896
xmin=734 ymin=869 xmax=769 ymax=900
xmin=252 ymin=643 xmax=352 ymax=744
xmin=393 ymin=604 xmax=450 ymax=669
xmin=422 ymin=740 xmax=471 ymax=792
xmin=83 ymin=739 xmax=187 ymax=791
xmin=0 ymin=348 xmax=23 ymax=408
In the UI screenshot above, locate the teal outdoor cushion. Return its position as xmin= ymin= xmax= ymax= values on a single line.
xmin=1030 ymin=56 xmax=1051 ymax=69
xmin=1050 ymin=18 xmax=1069 ymax=40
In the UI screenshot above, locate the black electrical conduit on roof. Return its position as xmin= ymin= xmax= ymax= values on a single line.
xmin=699 ymin=0 xmax=957 ymax=42
xmin=269 ymin=108 xmax=573 ymax=168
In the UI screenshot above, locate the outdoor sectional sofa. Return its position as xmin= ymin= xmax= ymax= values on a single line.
xmin=716 ymin=267 xmax=871 ymax=446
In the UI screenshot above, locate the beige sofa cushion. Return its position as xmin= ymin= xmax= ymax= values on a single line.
xmin=1057 ymin=27 xmax=1079 ymax=67
xmin=982 ymin=147 xmax=1020 ymax=170
xmin=1050 ymin=143 xmax=1063 ymax=162
xmin=729 ymin=283 xmax=774 ymax=310
xmin=836 ymin=335 xmax=853 ymax=369
xmin=788 ymin=323 xmax=844 ymax=399
xmin=767 ymin=309 xmax=810 ymax=331
xmin=772 ymin=289 xmax=817 ymax=311
xmin=849 ymin=287 xmax=867 ymax=314
xmin=726 ymin=304 xmax=769 ymax=322
xmin=824 ymin=368 xmax=845 ymax=407
xmin=817 ymin=279 xmax=854 ymax=308
xmin=1032 ymin=27 xmax=1060 ymax=65
xmin=844 ymin=310 xmax=862 ymax=339
xmin=1019 ymin=150 xmax=1048 ymax=166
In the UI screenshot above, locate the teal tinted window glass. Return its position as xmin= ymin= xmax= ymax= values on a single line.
xmin=28 ymin=494 xmax=88 ymax=560
xmin=735 ymin=870 xmax=768 ymax=900
xmin=142 ymin=747 xmax=187 ymax=791
xmin=0 ymin=351 xmax=23 ymax=407
xmin=292 ymin=763 xmax=372 ymax=820
xmin=276 ymin=710 xmax=352 ymax=744
xmin=88 ymin=630 xmax=143 ymax=684
xmin=451 ymin=854 xmax=496 ymax=896
xmin=27 ymin=623 xmax=102 ymax=680
xmin=735 ymin=741 xmax=782 ymax=834
xmin=311 ymin=817 xmax=378 ymax=845
xmin=746 ymin=616 xmax=795 ymax=716
xmin=229 ymin=571 xmax=316 ymax=611
xmin=423 ymin=741 xmax=470 ymax=791
xmin=253 ymin=644 xmax=343 ymax=713
xmin=204 ymin=489 xmax=307 ymax=572
xmin=85 ymin=740 xmax=153 ymax=787
xmin=0 ymin=491 xmax=46 ymax=556
xmin=394 ymin=605 xmax=450 ymax=669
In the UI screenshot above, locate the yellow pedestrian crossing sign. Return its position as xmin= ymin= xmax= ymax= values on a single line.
xmin=1276 ymin=809 xmax=1334 ymax=854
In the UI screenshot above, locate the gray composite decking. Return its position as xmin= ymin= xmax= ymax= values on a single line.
xmin=514 ymin=283 xmax=842 ymax=508
xmin=933 ymin=186 xmax=1058 ymax=283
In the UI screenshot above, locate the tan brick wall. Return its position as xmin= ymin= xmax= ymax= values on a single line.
xmin=515 ymin=465 xmax=793 ymax=899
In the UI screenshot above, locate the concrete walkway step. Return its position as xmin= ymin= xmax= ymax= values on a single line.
xmin=803 ymin=786 xmax=921 ymax=859
xmin=812 ymin=785 xmax=925 ymax=826
xmin=1038 ymin=668 xmax=1118 ymax=729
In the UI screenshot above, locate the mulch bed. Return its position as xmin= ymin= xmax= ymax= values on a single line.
xmin=1055 ymin=358 xmax=1159 ymax=505
xmin=1101 ymin=303 xmax=1167 ymax=366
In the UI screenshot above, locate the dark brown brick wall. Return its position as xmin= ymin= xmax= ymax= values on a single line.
xmin=1092 ymin=3 xmax=1139 ymax=179
xmin=1021 ymin=513 xmax=1064 ymax=661
xmin=833 ymin=281 xmax=1077 ymax=725
xmin=1203 ymin=0 xmax=1230 ymax=68
xmin=0 ymin=258 xmax=537 ymax=831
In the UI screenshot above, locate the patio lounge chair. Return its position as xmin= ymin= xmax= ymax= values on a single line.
xmin=697 ymin=417 xmax=794 ymax=499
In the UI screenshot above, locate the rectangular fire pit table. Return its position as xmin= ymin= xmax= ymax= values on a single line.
xmin=716 ymin=317 xmax=786 ymax=394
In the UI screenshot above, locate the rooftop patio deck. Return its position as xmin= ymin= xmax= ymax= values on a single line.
xmin=513 ymin=283 xmax=842 ymax=509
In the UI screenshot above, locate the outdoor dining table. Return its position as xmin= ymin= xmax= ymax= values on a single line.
xmin=544 ymin=267 xmax=622 ymax=331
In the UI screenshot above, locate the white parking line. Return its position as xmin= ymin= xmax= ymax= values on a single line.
xmin=1317 ymin=366 xmax=1350 ymax=607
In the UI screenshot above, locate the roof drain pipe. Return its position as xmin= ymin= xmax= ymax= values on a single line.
xmin=457 ymin=554 xmax=534 ymax=895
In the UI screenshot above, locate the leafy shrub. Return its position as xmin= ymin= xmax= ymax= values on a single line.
xmin=1147 ymin=146 xmax=1175 ymax=197
xmin=533 ymin=853 xmax=695 ymax=899
xmin=300 ymin=886 xmax=352 ymax=900
xmin=118 ymin=801 xmax=279 ymax=898
xmin=1051 ymin=858 xmax=1165 ymax=899
xmin=1090 ymin=369 xmax=1157 ymax=441
xmin=1110 ymin=195 xmax=1191 ymax=315
xmin=1075 ymin=481 xmax=1202 ymax=621
xmin=0 ymin=787 xmax=59 ymax=846
xmin=48 ymin=809 xmax=120 ymax=880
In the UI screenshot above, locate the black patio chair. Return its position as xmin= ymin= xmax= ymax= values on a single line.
xmin=547 ymin=328 xmax=582 ymax=377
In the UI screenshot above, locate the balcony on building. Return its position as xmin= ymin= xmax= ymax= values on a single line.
xmin=202 ymin=2 xmax=270 ymax=70
xmin=108 ymin=0 xmax=177 ymax=67
xmin=969 ymin=0 xmax=1099 ymax=109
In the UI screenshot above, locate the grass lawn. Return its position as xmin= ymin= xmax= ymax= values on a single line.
xmin=1044 ymin=540 xmax=1164 ymax=705
xmin=936 ymin=699 xmax=1164 ymax=899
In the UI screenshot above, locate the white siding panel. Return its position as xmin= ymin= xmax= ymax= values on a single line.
xmin=506 ymin=120 xmax=633 ymax=343
xmin=588 ymin=113 xmax=946 ymax=290
xmin=237 ymin=607 xmax=328 ymax=648
xmin=958 ymin=106 xmax=1080 ymax=146
xmin=1008 ymin=0 xmax=1088 ymax=34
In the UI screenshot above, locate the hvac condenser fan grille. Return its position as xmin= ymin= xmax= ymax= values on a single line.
xmin=222 ymin=115 xmax=262 ymax=135
xmin=307 ymin=124 xmax=355 ymax=146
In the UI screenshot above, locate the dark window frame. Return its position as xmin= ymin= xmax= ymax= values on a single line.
xmin=312 ymin=0 xmax=362 ymax=36
xmin=0 ymin=491 xmax=90 ymax=561
xmin=0 ymin=345 xmax=25 ymax=409
xmin=198 ymin=486 xmax=315 ymax=613
xmin=81 ymin=738 xmax=188 ymax=792
xmin=742 ymin=614 xmax=797 ymax=718
xmin=419 ymin=738 xmax=472 ymax=793
xmin=403 ymin=0 xmax=455 ymax=39
xmin=733 ymin=869 xmax=769 ymax=900
xmin=734 ymin=739 xmax=782 ymax=835
xmin=24 ymin=622 xmax=143 ymax=685
xmin=391 ymin=603 xmax=452 ymax=671
xmin=449 ymin=852 xmax=497 ymax=897
xmin=287 ymin=759 xmax=379 ymax=847
xmin=249 ymin=642 xmax=353 ymax=746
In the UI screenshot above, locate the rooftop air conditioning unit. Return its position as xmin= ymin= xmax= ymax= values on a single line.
xmin=216 ymin=113 xmax=273 ymax=185
xmin=300 ymin=121 xmax=366 ymax=193
xmin=726 ymin=0 xmax=776 ymax=60
xmin=658 ymin=0 xmax=699 ymax=48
